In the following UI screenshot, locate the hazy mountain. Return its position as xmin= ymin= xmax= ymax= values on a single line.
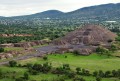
xmin=30 ymin=10 xmax=64 ymax=18
xmin=10 ymin=10 xmax=64 ymax=19
xmin=64 ymin=3 xmax=120 ymax=20
xmin=2 ymin=3 xmax=120 ymax=20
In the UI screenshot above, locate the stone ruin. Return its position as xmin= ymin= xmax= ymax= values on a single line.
xmin=0 ymin=40 xmax=49 ymax=60
xmin=0 ymin=25 xmax=117 ymax=60
xmin=13 ymin=40 xmax=49 ymax=48
xmin=0 ymin=48 xmax=35 ymax=60
xmin=52 ymin=24 xmax=117 ymax=55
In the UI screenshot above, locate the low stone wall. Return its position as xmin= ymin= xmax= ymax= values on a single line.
xmin=14 ymin=40 xmax=49 ymax=48
xmin=0 ymin=43 xmax=14 ymax=47
xmin=0 ymin=40 xmax=50 ymax=48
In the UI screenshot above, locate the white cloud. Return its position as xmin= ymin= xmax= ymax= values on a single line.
xmin=0 ymin=0 xmax=120 ymax=17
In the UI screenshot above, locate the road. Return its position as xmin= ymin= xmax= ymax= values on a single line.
xmin=0 ymin=45 xmax=96 ymax=65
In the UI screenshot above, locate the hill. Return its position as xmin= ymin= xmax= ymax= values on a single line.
xmin=64 ymin=3 xmax=120 ymax=20
xmin=29 ymin=10 xmax=64 ymax=18
xmin=10 ymin=3 xmax=120 ymax=20
xmin=1 ymin=3 xmax=120 ymax=26
xmin=11 ymin=10 xmax=64 ymax=19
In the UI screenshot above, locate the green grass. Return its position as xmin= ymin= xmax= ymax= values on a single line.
xmin=0 ymin=53 xmax=120 ymax=81
xmin=4 ymin=47 xmax=24 ymax=52
xmin=20 ymin=53 xmax=120 ymax=72
xmin=32 ymin=44 xmax=48 ymax=48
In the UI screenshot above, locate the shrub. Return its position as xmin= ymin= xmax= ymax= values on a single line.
xmin=104 ymin=71 xmax=111 ymax=77
xmin=0 ymin=48 xmax=4 ymax=53
xmin=65 ymin=56 xmax=67 ymax=58
xmin=93 ymin=71 xmax=98 ymax=77
xmin=76 ymin=67 xmax=81 ymax=74
xmin=73 ymin=77 xmax=86 ymax=81
xmin=9 ymin=60 xmax=17 ymax=67
xmin=43 ymin=56 xmax=48 ymax=60
xmin=15 ymin=77 xmax=24 ymax=81
xmin=73 ymin=50 xmax=80 ymax=55
xmin=96 ymin=76 xmax=102 ymax=81
xmin=67 ymin=71 xmax=76 ymax=79
xmin=24 ymin=72 xmax=29 ymax=80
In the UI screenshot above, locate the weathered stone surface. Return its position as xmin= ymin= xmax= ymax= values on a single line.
xmin=13 ymin=40 xmax=49 ymax=48
xmin=0 ymin=43 xmax=14 ymax=47
xmin=52 ymin=24 xmax=117 ymax=55
xmin=5 ymin=54 xmax=13 ymax=58
xmin=52 ymin=24 xmax=117 ymax=46
xmin=0 ymin=34 xmax=33 ymax=37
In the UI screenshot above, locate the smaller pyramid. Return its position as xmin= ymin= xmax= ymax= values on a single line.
xmin=53 ymin=24 xmax=117 ymax=46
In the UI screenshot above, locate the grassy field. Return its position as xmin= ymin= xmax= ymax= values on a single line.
xmin=0 ymin=53 xmax=120 ymax=81
xmin=20 ymin=53 xmax=120 ymax=72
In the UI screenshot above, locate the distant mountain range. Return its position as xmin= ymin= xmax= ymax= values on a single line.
xmin=0 ymin=3 xmax=120 ymax=25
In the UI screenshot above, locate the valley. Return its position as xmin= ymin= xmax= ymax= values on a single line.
xmin=0 ymin=2 xmax=120 ymax=81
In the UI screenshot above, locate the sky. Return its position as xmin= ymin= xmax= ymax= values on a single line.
xmin=0 ymin=0 xmax=120 ymax=17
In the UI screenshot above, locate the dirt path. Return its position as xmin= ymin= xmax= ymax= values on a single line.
xmin=0 ymin=45 xmax=57 ymax=65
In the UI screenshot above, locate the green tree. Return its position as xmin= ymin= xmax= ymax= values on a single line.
xmin=93 ymin=71 xmax=98 ymax=77
xmin=9 ymin=60 xmax=17 ymax=67
xmin=76 ymin=67 xmax=81 ymax=74
xmin=24 ymin=72 xmax=29 ymax=80
xmin=0 ymin=48 xmax=4 ymax=53
xmin=105 ymin=71 xmax=111 ymax=77
xmin=110 ymin=44 xmax=118 ymax=52
xmin=43 ymin=56 xmax=48 ymax=60
xmin=0 ymin=69 xmax=3 ymax=79
xmin=73 ymin=50 xmax=80 ymax=55
xmin=96 ymin=76 xmax=102 ymax=81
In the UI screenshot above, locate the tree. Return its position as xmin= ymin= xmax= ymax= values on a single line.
xmin=105 ymin=71 xmax=111 ymax=77
xmin=96 ymin=76 xmax=102 ymax=81
xmin=117 ymin=69 xmax=120 ymax=78
xmin=96 ymin=46 xmax=110 ymax=56
xmin=15 ymin=78 xmax=24 ymax=81
xmin=43 ymin=56 xmax=48 ymax=60
xmin=112 ymin=70 xmax=117 ymax=77
xmin=42 ymin=62 xmax=52 ymax=73
xmin=0 ymin=69 xmax=3 ymax=79
xmin=110 ymin=44 xmax=118 ymax=52
xmin=73 ymin=77 xmax=86 ymax=81
xmin=73 ymin=50 xmax=80 ymax=55
xmin=0 ymin=48 xmax=4 ymax=53
xmin=9 ymin=60 xmax=17 ymax=67
xmin=32 ymin=64 xmax=42 ymax=72
xmin=76 ymin=67 xmax=81 ymax=74
xmin=26 ymin=63 xmax=33 ymax=69
xmin=93 ymin=71 xmax=98 ymax=77
xmin=24 ymin=72 xmax=29 ymax=80
xmin=98 ymin=70 xmax=104 ymax=77
xmin=67 ymin=72 xmax=76 ymax=79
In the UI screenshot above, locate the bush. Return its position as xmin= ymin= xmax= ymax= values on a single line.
xmin=65 ymin=56 xmax=67 ymax=58
xmin=0 ymin=48 xmax=4 ymax=53
xmin=73 ymin=77 xmax=86 ymax=81
xmin=9 ymin=60 xmax=17 ymax=67
xmin=43 ymin=56 xmax=48 ymax=60
xmin=76 ymin=67 xmax=81 ymax=74
xmin=96 ymin=76 xmax=102 ymax=81
xmin=24 ymin=72 xmax=29 ymax=80
xmin=67 ymin=72 xmax=76 ymax=78
xmin=73 ymin=50 xmax=80 ymax=55
xmin=93 ymin=71 xmax=98 ymax=77
xmin=15 ymin=77 xmax=25 ymax=81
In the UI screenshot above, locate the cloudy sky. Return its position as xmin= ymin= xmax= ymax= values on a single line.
xmin=0 ymin=0 xmax=120 ymax=17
